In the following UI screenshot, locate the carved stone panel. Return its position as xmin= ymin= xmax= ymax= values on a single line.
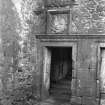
xmin=47 ymin=13 xmax=68 ymax=34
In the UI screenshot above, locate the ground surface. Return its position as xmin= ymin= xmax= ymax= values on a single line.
xmin=39 ymin=97 xmax=81 ymax=105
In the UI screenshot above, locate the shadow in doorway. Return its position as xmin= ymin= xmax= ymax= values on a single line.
xmin=49 ymin=47 xmax=72 ymax=102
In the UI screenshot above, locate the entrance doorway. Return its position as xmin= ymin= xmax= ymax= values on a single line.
xmin=49 ymin=47 xmax=72 ymax=101
xmin=42 ymin=44 xmax=76 ymax=101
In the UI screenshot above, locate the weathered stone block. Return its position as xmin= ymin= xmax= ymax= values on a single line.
xmin=96 ymin=80 xmax=100 ymax=98
xmin=72 ymin=69 xmax=77 ymax=78
xmin=71 ymin=79 xmax=77 ymax=96
xmin=71 ymin=79 xmax=76 ymax=89
xmin=76 ymin=88 xmax=82 ymax=97
xmin=83 ymin=80 xmax=96 ymax=88
xmin=0 ymin=79 xmax=3 ymax=95
xmin=96 ymin=98 xmax=100 ymax=105
xmin=70 ymin=96 xmax=82 ymax=105
xmin=81 ymin=87 xmax=96 ymax=97
xmin=82 ymin=97 xmax=99 ymax=105
xmin=77 ymin=86 xmax=96 ymax=97
xmin=97 ymin=65 xmax=100 ymax=80
xmin=101 ymin=93 xmax=105 ymax=99
xmin=77 ymin=78 xmax=96 ymax=90
xmin=88 ymin=69 xmax=97 ymax=80
xmin=77 ymin=69 xmax=89 ymax=80
xmin=77 ymin=69 xmax=96 ymax=81
xmin=77 ymin=69 xmax=97 ymax=94
xmin=76 ymin=77 xmax=96 ymax=97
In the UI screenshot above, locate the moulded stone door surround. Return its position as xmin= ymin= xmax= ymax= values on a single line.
xmin=38 ymin=36 xmax=77 ymax=100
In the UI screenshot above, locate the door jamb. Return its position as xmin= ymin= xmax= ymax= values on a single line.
xmin=97 ymin=43 xmax=105 ymax=105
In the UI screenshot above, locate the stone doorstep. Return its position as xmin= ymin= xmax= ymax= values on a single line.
xmin=40 ymin=97 xmax=81 ymax=105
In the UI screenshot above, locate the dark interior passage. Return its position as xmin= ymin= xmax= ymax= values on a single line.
xmin=50 ymin=47 xmax=72 ymax=82
xmin=49 ymin=47 xmax=72 ymax=101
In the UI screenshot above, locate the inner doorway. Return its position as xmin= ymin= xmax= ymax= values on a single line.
xmin=49 ymin=47 xmax=72 ymax=101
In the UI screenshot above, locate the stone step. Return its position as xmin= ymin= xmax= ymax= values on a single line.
xmin=51 ymin=83 xmax=71 ymax=89
xmin=50 ymin=94 xmax=70 ymax=102
xmin=49 ymin=88 xmax=71 ymax=95
xmin=51 ymin=80 xmax=71 ymax=85
xmin=58 ymin=80 xmax=71 ymax=84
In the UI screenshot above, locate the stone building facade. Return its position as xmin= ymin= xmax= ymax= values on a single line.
xmin=1 ymin=0 xmax=105 ymax=105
